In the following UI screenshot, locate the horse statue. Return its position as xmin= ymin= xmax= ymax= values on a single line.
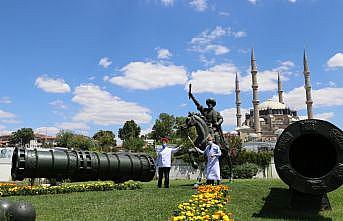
xmin=184 ymin=112 xmax=233 ymax=180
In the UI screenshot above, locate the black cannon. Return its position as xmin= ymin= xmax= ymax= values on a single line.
xmin=274 ymin=119 xmax=343 ymax=210
xmin=11 ymin=147 xmax=156 ymax=183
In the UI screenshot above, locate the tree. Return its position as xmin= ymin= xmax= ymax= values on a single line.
xmin=56 ymin=130 xmax=74 ymax=148
xmin=118 ymin=120 xmax=141 ymax=141
xmin=122 ymin=137 xmax=145 ymax=152
xmin=70 ymin=134 xmax=96 ymax=151
xmin=151 ymin=113 xmax=176 ymax=142
xmin=9 ymin=128 xmax=34 ymax=146
xmin=56 ymin=130 xmax=96 ymax=150
xmin=93 ymin=130 xmax=116 ymax=151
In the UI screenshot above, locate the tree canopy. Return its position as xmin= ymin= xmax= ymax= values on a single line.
xmin=56 ymin=130 xmax=96 ymax=150
xmin=9 ymin=128 xmax=34 ymax=146
xmin=93 ymin=130 xmax=116 ymax=147
xmin=118 ymin=120 xmax=141 ymax=141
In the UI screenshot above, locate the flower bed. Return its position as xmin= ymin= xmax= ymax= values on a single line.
xmin=172 ymin=185 xmax=234 ymax=221
xmin=0 ymin=181 xmax=142 ymax=197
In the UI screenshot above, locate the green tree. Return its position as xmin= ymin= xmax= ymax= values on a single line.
xmin=118 ymin=120 xmax=141 ymax=141
xmin=93 ymin=130 xmax=116 ymax=152
xmin=122 ymin=137 xmax=145 ymax=152
xmin=9 ymin=128 xmax=34 ymax=146
xmin=56 ymin=130 xmax=74 ymax=148
xmin=70 ymin=134 xmax=96 ymax=151
xmin=151 ymin=113 xmax=176 ymax=142
xmin=56 ymin=130 xmax=96 ymax=150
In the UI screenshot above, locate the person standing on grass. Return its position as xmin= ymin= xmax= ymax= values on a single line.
xmin=155 ymin=137 xmax=182 ymax=188
xmin=195 ymin=134 xmax=221 ymax=185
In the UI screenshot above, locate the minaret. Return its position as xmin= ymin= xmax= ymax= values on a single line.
xmin=251 ymin=48 xmax=261 ymax=134
xmin=235 ymin=73 xmax=242 ymax=127
xmin=303 ymin=50 xmax=314 ymax=119
xmin=277 ymin=72 xmax=284 ymax=104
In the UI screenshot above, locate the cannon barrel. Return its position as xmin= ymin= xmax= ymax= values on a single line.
xmin=11 ymin=147 xmax=156 ymax=183
xmin=274 ymin=119 xmax=343 ymax=210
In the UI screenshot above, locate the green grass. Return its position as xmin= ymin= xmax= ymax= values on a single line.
xmin=2 ymin=179 xmax=343 ymax=221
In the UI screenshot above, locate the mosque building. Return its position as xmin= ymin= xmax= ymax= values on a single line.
xmin=235 ymin=49 xmax=313 ymax=142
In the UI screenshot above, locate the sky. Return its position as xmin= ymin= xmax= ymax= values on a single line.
xmin=0 ymin=0 xmax=343 ymax=137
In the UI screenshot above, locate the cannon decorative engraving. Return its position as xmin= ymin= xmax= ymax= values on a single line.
xmin=274 ymin=119 xmax=343 ymax=210
xmin=11 ymin=147 xmax=156 ymax=183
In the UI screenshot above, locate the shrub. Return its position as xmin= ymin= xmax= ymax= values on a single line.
xmin=235 ymin=151 xmax=273 ymax=169
xmin=232 ymin=163 xmax=259 ymax=179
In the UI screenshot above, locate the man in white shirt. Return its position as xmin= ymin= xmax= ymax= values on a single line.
xmin=156 ymin=137 xmax=182 ymax=188
xmin=195 ymin=134 xmax=221 ymax=185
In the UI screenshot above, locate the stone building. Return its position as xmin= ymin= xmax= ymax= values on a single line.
xmin=235 ymin=49 xmax=313 ymax=142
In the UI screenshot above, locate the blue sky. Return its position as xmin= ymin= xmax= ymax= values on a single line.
xmin=1 ymin=0 xmax=343 ymax=137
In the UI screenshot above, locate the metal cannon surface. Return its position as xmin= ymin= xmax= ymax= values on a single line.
xmin=11 ymin=147 xmax=156 ymax=183
xmin=274 ymin=119 xmax=343 ymax=210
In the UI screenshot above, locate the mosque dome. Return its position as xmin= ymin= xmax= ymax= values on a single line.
xmin=259 ymin=99 xmax=287 ymax=110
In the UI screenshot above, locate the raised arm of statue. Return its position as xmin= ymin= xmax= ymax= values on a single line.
xmin=188 ymin=84 xmax=204 ymax=112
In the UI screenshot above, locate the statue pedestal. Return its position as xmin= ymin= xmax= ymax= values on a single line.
xmin=290 ymin=188 xmax=331 ymax=211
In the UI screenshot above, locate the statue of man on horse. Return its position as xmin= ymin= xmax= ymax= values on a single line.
xmin=188 ymin=84 xmax=225 ymax=146
xmin=185 ymin=84 xmax=232 ymax=181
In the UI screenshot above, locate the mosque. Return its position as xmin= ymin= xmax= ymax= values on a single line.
xmin=234 ymin=49 xmax=314 ymax=143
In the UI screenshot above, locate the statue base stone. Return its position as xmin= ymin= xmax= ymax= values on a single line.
xmin=290 ymin=188 xmax=331 ymax=211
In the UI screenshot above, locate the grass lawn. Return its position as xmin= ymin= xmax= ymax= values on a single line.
xmin=2 ymin=179 xmax=343 ymax=221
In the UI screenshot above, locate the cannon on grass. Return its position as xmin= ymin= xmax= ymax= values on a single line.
xmin=11 ymin=147 xmax=156 ymax=183
xmin=274 ymin=119 xmax=343 ymax=211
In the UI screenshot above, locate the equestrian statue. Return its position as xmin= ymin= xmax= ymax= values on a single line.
xmin=185 ymin=83 xmax=232 ymax=180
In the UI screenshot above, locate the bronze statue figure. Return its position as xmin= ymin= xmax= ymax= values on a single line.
xmin=188 ymin=83 xmax=224 ymax=145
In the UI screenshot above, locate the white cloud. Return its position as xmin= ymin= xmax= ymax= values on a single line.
xmin=0 ymin=97 xmax=11 ymax=104
xmin=50 ymin=100 xmax=68 ymax=109
xmin=221 ymin=108 xmax=249 ymax=127
xmin=0 ymin=119 xmax=20 ymax=124
xmin=88 ymin=76 xmax=96 ymax=81
xmin=161 ymin=0 xmax=174 ymax=6
xmin=35 ymin=76 xmax=71 ymax=93
xmin=288 ymin=0 xmax=296 ymax=3
xmin=218 ymin=11 xmax=230 ymax=16
xmin=190 ymin=26 xmax=231 ymax=60
xmin=190 ymin=26 xmax=229 ymax=46
xmin=204 ymin=45 xmax=230 ymax=55
xmin=98 ymin=57 xmax=112 ymax=68
xmin=233 ymin=31 xmax=247 ymax=38
xmin=103 ymin=75 xmax=110 ymax=82
xmin=0 ymin=110 xmax=15 ymax=118
xmin=299 ymin=112 xmax=334 ymax=121
xmin=109 ymin=62 xmax=187 ymax=90
xmin=34 ymin=127 xmax=60 ymax=136
xmin=278 ymin=86 xmax=343 ymax=110
xmin=189 ymin=26 xmax=246 ymax=63
xmin=327 ymin=53 xmax=343 ymax=69
xmin=189 ymin=0 xmax=208 ymax=11
xmin=314 ymin=112 xmax=334 ymax=121
xmin=188 ymin=63 xmax=239 ymax=95
xmin=72 ymin=84 xmax=151 ymax=126
xmin=248 ymin=0 xmax=257 ymax=5
xmin=188 ymin=63 xmax=290 ymax=95
xmin=157 ymin=48 xmax=172 ymax=59
xmin=55 ymin=122 xmax=89 ymax=131
xmin=199 ymin=55 xmax=215 ymax=66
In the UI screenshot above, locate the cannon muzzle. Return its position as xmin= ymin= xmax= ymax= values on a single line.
xmin=11 ymin=148 xmax=156 ymax=183
xmin=274 ymin=119 xmax=343 ymax=210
